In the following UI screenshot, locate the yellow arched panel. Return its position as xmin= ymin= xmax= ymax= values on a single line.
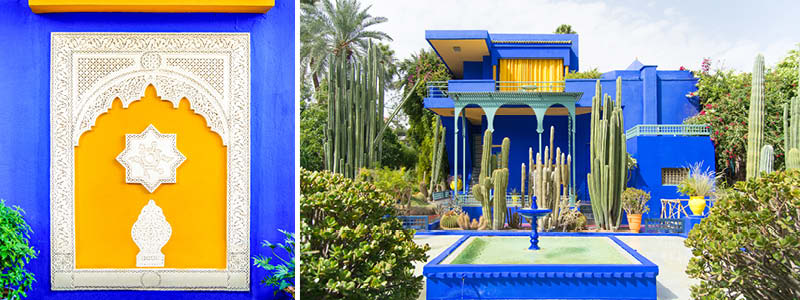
xmin=499 ymin=59 xmax=565 ymax=92
xmin=75 ymin=85 xmax=227 ymax=269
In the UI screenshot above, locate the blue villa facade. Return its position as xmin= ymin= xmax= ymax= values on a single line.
xmin=422 ymin=30 xmax=716 ymax=217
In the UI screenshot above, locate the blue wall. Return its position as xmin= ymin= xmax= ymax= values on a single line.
xmin=0 ymin=1 xmax=295 ymax=299
xmin=627 ymin=136 xmax=716 ymax=217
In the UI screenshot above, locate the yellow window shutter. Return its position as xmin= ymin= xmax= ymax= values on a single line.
xmin=499 ymin=59 xmax=564 ymax=92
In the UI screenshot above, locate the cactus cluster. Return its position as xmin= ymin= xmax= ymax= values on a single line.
xmin=587 ymin=77 xmax=627 ymax=231
xmin=528 ymin=126 xmax=572 ymax=231
xmin=456 ymin=213 xmax=488 ymax=230
xmin=507 ymin=211 xmax=522 ymax=229
xmin=784 ymin=66 xmax=800 ymax=170
xmin=440 ymin=214 xmax=459 ymax=229
xmin=746 ymin=54 xmax=766 ymax=179
xmin=471 ymin=130 xmax=511 ymax=230
xmin=324 ymin=42 xmax=386 ymax=178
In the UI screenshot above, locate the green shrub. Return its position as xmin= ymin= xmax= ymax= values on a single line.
xmin=685 ymin=48 xmax=799 ymax=183
xmin=565 ymin=67 xmax=602 ymax=79
xmin=0 ymin=200 xmax=37 ymax=300
xmin=253 ymin=229 xmax=295 ymax=298
xmin=356 ymin=167 xmax=415 ymax=209
xmin=621 ymin=188 xmax=650 ymax=215
xmin=300 ymin=169 xmax=429 ymax=300
xmin=684 ymin=170 xmax=800 ymax=299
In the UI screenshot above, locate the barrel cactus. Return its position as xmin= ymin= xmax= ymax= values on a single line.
xmin=745 ymin=54 xmax=765 ymax=179
xmin=440 ymin=214 xmax=458 ymax=229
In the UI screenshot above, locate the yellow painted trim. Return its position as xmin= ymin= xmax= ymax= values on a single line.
xmin=29 ymin=0 xmax=274 ymax=13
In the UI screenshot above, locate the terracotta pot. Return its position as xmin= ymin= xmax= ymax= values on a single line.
xmin=627 ymin=213 xmax=642 ymax=233
xmin=689 ymin=196 xmax=706 ymax=216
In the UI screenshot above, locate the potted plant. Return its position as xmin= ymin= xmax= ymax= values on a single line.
xmin=253 ymin=229 xmax=295 ymax=298
xmin=621 ymin=188 xmax=650 ymax=233
xmin=1 ymin=199 xmax=37 ymax=300
xmin=677 ymin=164 xmax=718 ymax=216
xmin=510 ymin=188 xmax=519 ymax=206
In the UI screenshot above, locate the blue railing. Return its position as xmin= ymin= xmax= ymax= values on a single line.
xmin=625 ymin=124 xmax=711 ymax=139
xmin=426 ymin=80 xmax=567 ymax=98
xmin=398 ymin=215 xmax=429 ymax=231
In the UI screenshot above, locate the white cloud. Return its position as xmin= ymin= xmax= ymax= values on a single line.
xmin=361 ymin=0 xmax=800 ymax=72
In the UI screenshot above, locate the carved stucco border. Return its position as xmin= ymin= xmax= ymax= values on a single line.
xmin=50 ymin=32 xmax=250 ymax=291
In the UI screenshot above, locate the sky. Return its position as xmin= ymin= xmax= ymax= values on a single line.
xmin=361 ymin=0 xmax=800 ymax=73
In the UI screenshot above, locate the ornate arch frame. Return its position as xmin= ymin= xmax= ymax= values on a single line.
xmin=50 ymin=32 xmax=251 ymax=291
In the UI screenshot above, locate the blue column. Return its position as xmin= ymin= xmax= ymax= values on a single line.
xmin=641 ymin=65 xmax=658 ymax=124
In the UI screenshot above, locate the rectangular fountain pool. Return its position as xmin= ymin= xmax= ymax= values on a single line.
xmin=423 ymin=233 xmax=658 ymax=300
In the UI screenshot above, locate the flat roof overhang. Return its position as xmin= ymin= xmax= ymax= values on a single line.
xmin=426 ymin=30 xmax=491 ymax=79
xmin=425 ymin=91 xmax=588 ymax=125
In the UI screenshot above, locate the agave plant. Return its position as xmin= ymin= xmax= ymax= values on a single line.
xmin=677 ymin=163 xmax=720 ymax=197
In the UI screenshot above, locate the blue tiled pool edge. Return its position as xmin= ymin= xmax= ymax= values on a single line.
xmin=423 ymin=233 xmax=659 ymax=300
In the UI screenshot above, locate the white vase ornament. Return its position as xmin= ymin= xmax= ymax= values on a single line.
xmin=131 ymin=200 xmax=172 ymax=267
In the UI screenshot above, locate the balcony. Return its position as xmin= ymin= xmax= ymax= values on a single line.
xmin=625 ymin=124 xmax=711 ymax=140
xmin=427 ymin=80 xmax=567 ymax=98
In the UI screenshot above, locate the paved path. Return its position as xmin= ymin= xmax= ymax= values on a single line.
xmin=413 ymin=234 xmax=697 ymax=300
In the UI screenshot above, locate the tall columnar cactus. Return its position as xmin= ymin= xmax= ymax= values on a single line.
xmin=587 ymin=77 xmax=627 ymax=231
xmin=530 ymin=127 xmax=571 ymax=231
xmin=428 ymin=116 xmax=446 ymax=198
xmin=491 ymin=138 xmax=510 ymax=229
xmin=788 ymin=148 xmax=800 ymax=170
xmin=746 ymin=54 xmax=765 ymax=179
xmin=759 ymin=145 xmax=774 ymax=174
xmin=492 ymin=168 xmax=509 ymax=230
xmin=520 ymin=163 xmax=526 ymax=208
xmin=323 ymin=43 xmax=386 ymax=178
xmin=783 ymin=67 xmax=800 ymax=169
xmin=474 ymin=130 xmax=494 ymax=225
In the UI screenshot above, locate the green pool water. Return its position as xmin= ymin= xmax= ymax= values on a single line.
xmin=446 ymin=236 xmax=637 ymax=265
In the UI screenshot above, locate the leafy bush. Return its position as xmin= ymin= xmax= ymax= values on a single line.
xmin=685 ymin=170 xmax=800 ymax=299
xmin=357 ymin=167 xmax=415 ymax=209
xmin=300 ymin=169 xmax=429 ymax=300
xmin=565 ymin=67 xmax=602 ymax=79
xmin=685 ymin=48 xmax=799 ymax=183
xmin=253 ymin=230 xmax=295 ymax=298
xmin=0 ymin=200 xmax=37 ymax=300
xmin=621 ymin=188 xmax=650 ymax=215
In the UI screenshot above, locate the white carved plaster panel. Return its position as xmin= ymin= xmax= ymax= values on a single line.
xmin=117 ymin=124 xmax=186 ymax=193
xmin=50 ymin=32 xmax=250 ymax=291
xmin=132 ymin=200 xmax=172 ymax=267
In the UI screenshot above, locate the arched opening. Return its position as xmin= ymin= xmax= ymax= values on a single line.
xmin=74 ymin=84 xmax=227 ymax=269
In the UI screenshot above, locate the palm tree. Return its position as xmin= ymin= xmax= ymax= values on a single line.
xmin=301 ymin=0 xmax=392 ymax=91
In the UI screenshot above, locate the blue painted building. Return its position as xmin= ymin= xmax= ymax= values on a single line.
xmin=0 ymin=1 xmax=295 ymax=299
xmin=423 ymin=30 xmax=715 ymax=217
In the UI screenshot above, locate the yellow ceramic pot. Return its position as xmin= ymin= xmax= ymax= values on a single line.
xmin=511 ymin=195 xmax=520 ymax=206
xmin=688 ymin=196 xmax=706 ymax=215
xmin=627 ymin=213 xmax=642 ymax=233
xmin=450 ymin=178 xmax=462 ymax=191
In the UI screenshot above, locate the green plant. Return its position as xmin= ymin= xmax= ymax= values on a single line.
xmin=427 ymin=116 xmax=446 ymax=199
xmin=474 ymin=130 xmax=494 ymax=225
xmin=491 ymin=138 xmax=511 ymax=230
xmin=621 ymin=188 xmax=651 ymax=215
xmin=746 ymin=54 xmax=766 ymax=179
xmin=564 ymin=67 xmax=602 ymax=79
xmin=324 ymin=42 xmax=387 ymax=178
xmin=440 ymin=214 xmax=458 ymax=229
xmin=587 ymin=77 xmax=628 ymax=231
xmin=300 ymin=169 xmax=429 ymax=299
xmin=677 ymin=163 xmax=719 ymax=197
xmin=530 ymin=126 xmax=571 ymax=231
xmin=789 ymin=148 xmax=800 ymax=170
xmin=253 ymin=230 xmax=295 ymax=297
xmin=357 ymin=167 xmax=414 ymax=210
xmin=685 ymin=170 xmax=800 ymax=299
xmin=0 ymin=200 xmax=37 ymax=300
xmin=507 ymin=211 xmax=522 ymax=229
xmin=759 ymin=144 xmax=774 ymax=174
xmin=685 ymin=48 xmax=800 ymax=183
